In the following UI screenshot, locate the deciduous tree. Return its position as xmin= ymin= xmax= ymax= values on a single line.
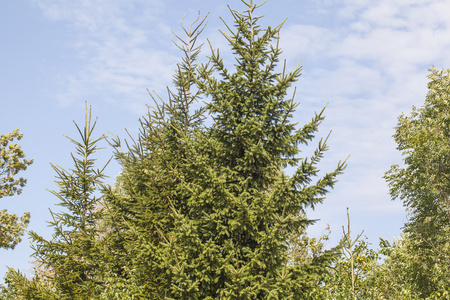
xmin=0 ymin=129 xmax=33 ymax=249
xmin=384 ymin=67 xmax=450 ymax=298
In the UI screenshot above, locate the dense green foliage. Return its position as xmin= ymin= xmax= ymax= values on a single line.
xmin=1 ymin=129 xmax=33 ymax=249
xmin=3 ymin=1 xmax=450 ymax=299
xmin=382 ymin=67 xmax=450 ymax=299
xmin=1 ymin=1 xmax=346 ymax=298
xmin=99 ymin=1 xmax=346 ymax=298
xmin=2 ymin=108 xmax=111 ymax=299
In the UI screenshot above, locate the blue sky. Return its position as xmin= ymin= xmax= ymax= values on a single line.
xmin=2 ymin=0 xmax=450 ymax=280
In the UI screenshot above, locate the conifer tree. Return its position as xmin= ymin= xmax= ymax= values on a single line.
xmin=102 ymin=13 xmax=210 ymax=297
xmin=104 ymin=1 xmax=346 ymax=298
xmin=2 ymin=1 xmax=346 ymax=298
xmin=2 ymin=107 xmax=111 ymax=299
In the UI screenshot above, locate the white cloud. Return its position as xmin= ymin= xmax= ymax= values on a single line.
xmin=32 ymin=0 xmax=179 ymax=114
xmin=283 ymin=0 xmax=450 ymax=69
xmin=281 ymin=25 xmax=336 ymax=59
xmin=278 ymin=0 xmax=450 ymax=239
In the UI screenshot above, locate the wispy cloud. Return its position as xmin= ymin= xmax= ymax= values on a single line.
xmin=32 ymin=0 xmax=181 ymax=114
xmin=279 ymin=0 xmax=450 ymax=234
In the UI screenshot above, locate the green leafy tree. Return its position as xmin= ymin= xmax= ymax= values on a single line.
xmin=104 ymin=1 xmax=346 ymax=298
xmin=368 ymin=234 xmax=449 ymax=300
xmin=324 ymin=209 xmax=380 ymax=300
xmin=384 ymin=67 xmax=450 ymax=298
xmin=287 ymin=210 xmax=382 ymax=300
xmin=287 ymin=210 xmax=384 ymax=300
xmin=287 ymin=225 xmax=339 ymax=299
xmin=1 ymin=129 xmax=33 ymax=249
